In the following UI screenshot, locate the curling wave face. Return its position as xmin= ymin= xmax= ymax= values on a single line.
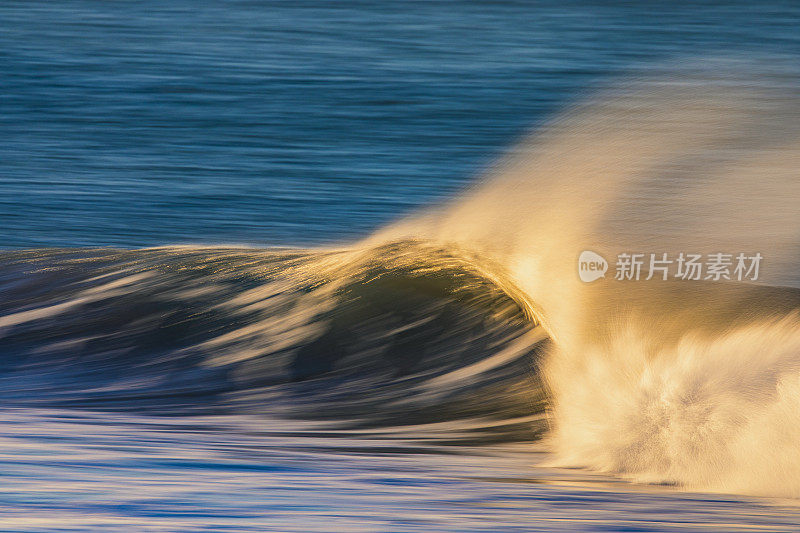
xmin=0 ymin=244 xmax=548 ymax=443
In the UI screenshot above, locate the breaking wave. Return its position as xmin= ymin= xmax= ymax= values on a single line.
xmin=3 ymin=60 xmax=800 ymax=497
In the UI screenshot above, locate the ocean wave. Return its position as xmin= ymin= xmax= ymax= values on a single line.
xmin=4 ymin=61 xmax=800 ymax=497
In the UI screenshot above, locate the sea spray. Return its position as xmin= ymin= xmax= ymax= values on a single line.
xmin=374 ymin=61 xmax=800 ymax=496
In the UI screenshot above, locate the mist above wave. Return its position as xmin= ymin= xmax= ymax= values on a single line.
xmin=374 ymin=59 xmax=800 ymax=497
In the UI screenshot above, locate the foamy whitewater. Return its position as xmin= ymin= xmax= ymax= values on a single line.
xmin=2 ymin=64 xmax=800 ymax=529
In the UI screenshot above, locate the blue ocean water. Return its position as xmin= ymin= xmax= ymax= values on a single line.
xmin=3 ymin=0 xmax=800 ymax=248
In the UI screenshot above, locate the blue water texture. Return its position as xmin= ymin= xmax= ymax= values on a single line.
xmin=3 ymin=1 xmax=800 ymax=248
